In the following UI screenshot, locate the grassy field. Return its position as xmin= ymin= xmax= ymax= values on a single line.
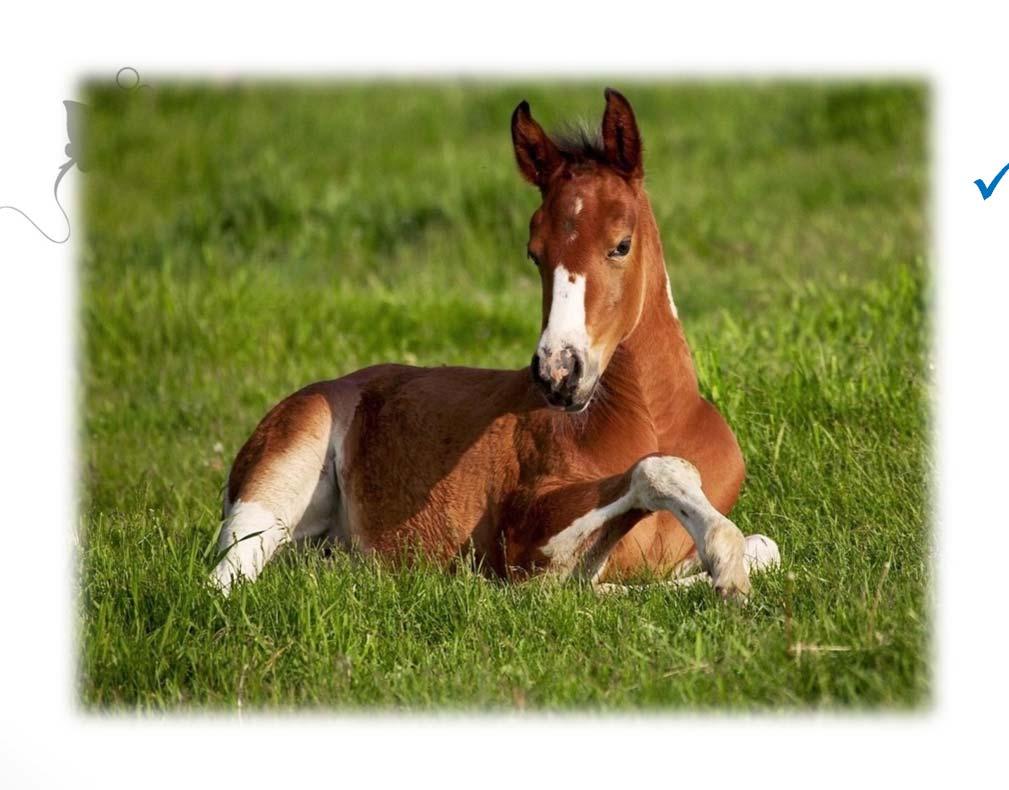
xmin=79 ymin=81 xmax=930 ymax=710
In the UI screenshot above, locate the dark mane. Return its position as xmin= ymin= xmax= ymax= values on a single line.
xmin=551 ymin=122 xmax=607 ymax=165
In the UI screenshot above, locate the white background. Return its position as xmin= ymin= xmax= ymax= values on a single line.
xmin=1 ymin=1 xmax=1006 ymax=786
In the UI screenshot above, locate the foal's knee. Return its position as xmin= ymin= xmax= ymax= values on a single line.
xmin=630 ymin=455 xmax=702 ymax=511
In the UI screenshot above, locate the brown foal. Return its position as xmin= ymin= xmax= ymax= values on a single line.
xmin=211 ymin=88 xmax=779 ymax=599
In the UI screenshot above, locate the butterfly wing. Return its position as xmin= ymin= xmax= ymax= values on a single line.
xmin=63 ymin=100 xmax=90 ymax=172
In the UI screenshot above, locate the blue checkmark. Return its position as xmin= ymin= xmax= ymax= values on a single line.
xmin=975 ymin=162 xmax=1009 ymax=200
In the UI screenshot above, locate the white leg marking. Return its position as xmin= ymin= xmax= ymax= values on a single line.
xmin=209 ymin=384 xmax=362 ymax=594
xmin=670 ymin=533 xmax=780 ymax=591
xmin=210 ymin=499 xmax=290 ymax=595
xmin=541 ymin=490 xmax=637 ymax=580
xmin=633 ymin=456 xmax=749 ymax=598
xmin=329 ymin=401 xmax=358 ymax=547
xmin=543 ymin=456 xmax=753 ymax=598
xmin=670 ymin=534 xmax=779 ymax=578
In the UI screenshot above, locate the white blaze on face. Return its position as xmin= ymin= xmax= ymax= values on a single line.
xmin=539 ymin=264 xmax=589 ymax=356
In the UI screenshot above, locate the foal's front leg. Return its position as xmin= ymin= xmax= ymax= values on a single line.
xmin=540 ymin=455 xmax=751 ymax=600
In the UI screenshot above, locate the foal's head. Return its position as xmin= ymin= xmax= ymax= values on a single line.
xmin=512 ymin=88 xmax=653 ymax=413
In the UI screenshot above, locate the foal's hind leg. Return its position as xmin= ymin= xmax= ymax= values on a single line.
xmin=210 ymin=388 xmax=342 ymax=595
xmin=210 ymin=465 xmax=337 ymax=595
xmin=539 ymin=455 xmax=752 ymax=600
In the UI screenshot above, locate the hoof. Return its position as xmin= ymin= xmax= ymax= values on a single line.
xmin=704 ymin=520 xmax=751 ymax=602
xmin=713 ymin=568 xmax=751 ymax=603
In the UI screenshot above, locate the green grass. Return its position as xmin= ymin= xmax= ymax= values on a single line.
xmin=79 ymin=81 xmax=930 ymax=710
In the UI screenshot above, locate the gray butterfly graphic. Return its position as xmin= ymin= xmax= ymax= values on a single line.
xmin=1 ymin=68 xmax=142 ymax=244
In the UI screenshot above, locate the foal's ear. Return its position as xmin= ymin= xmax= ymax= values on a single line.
xmin=511 ymin=100 xmax=562 ymax=189
xmin=601 ymin=88 xmax=643 ymax=180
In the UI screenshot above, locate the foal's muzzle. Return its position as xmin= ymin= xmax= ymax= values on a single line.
xmin=531 ymin=346 xmax=589 ymax=412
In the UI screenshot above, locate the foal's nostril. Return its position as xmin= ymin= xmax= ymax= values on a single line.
xmin=556 ymin=347 xmax=582 ymax=385
xmin=532 ymin=346 xmax=586 ymax=406
xmin=568 ymin=347 xmax=584 ymax=380
xmin=550 ymin=346 xmax=583 ymax=394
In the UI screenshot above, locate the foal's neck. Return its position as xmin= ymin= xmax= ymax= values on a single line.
xmin=598 ymin=196 xmax=699 ymax=430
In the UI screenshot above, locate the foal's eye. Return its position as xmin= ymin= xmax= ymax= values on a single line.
xmin=609 ymin=237 xmax=632 ymax=259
